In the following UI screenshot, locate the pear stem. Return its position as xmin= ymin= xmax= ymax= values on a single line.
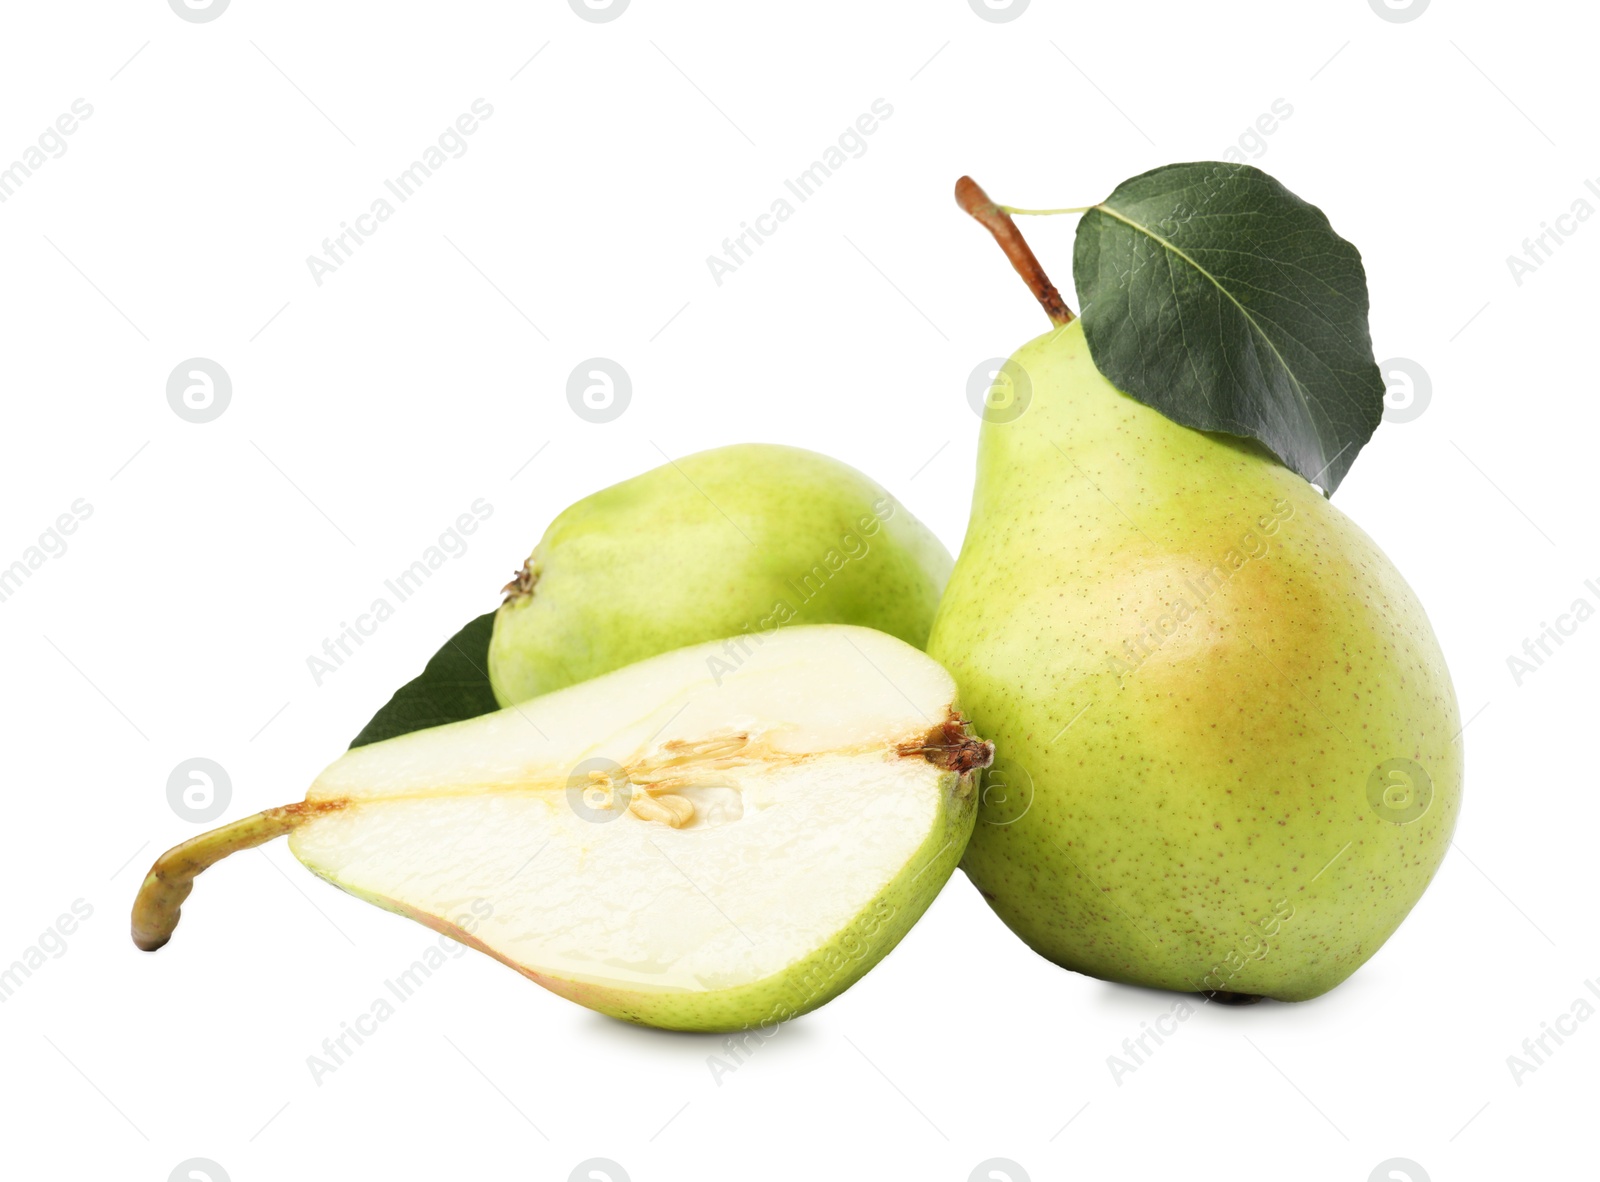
xmin=955 ymin=177 xmax=1075 ymax=326
xmin=130 ymin=800 xmax=344 ymax=951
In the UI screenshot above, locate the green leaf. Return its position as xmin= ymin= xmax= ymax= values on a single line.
xmin=1073 ymin=161 xmax=1383 ymax=493
xmin=349 ymin=612 xmax=500 ymax=748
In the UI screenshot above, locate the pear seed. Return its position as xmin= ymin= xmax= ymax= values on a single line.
xmin=629 ymin=792 xmax=695 ymax=827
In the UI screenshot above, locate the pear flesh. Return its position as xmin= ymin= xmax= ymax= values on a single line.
xmin=135 ymin=626 xmax=989 ymax=1032
xmin=489 ymin=444 xmax=953 ymax=706
xmin=929 ymin=319 xmax=1461 ymax=1001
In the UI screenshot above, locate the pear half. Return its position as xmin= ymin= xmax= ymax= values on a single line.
xmin=133 ymin=626 xmax=989 ymax=1031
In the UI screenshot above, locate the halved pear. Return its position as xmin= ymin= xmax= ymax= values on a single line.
xmin=132 ymin=626 xmax=990 ymax=1032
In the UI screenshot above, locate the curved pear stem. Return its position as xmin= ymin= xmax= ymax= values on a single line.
xmin=955 ymin=177 xmax=1075 ymax=327
xmin=131 ymin=801 xmax=344 ymax=951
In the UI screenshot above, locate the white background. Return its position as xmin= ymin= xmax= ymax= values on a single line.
xmin=0 ymin=1 xmax=1591 ymax=1179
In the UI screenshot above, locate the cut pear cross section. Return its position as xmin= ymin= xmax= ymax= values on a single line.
xmin=133 ymin=626 xmax=989 ymax=1032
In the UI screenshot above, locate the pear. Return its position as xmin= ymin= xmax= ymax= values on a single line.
xmin=489 ymin=444 xmax=952 ymax=706
xmin=928 ymin=181 xmax=1461 ymax=1001
xmin=132 ymin=626 xmax=990 ymax=1031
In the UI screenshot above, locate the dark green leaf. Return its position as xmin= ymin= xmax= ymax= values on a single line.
xmin=349 ymin=612 xmax=500 ymax=748
xmin=1073 ymin=161 xmax=1383 ymax=493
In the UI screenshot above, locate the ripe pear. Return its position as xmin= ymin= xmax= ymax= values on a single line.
xmin=489 ymin=444 xmax=952 ymax=706
xmin=133 ymin=626 xmax=990 ymax=1031
xmin=929 ymin=191 xmax=1461 ymax=1002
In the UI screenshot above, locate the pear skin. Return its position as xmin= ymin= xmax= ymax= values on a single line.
xmin=489 ymin=444 xmax=952 ymax=706
xmin=929 ymin=319 xmax=1461 ymax=1001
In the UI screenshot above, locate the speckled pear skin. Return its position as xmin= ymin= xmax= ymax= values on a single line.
xmin=489 ymin=444 xmax=953 ymax=706
xmin=928 ymin=320 xmax=1462 ymax=1001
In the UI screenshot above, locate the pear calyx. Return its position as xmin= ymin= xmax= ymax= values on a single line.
xmin=500 ymin=557 xmax=539 ymax=603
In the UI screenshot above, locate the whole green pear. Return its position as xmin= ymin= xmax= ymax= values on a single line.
xmin=489 ymin=444 xmax=952 ymax=705
xmin=929 ymin=318 xmax=1461 ymax=1001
